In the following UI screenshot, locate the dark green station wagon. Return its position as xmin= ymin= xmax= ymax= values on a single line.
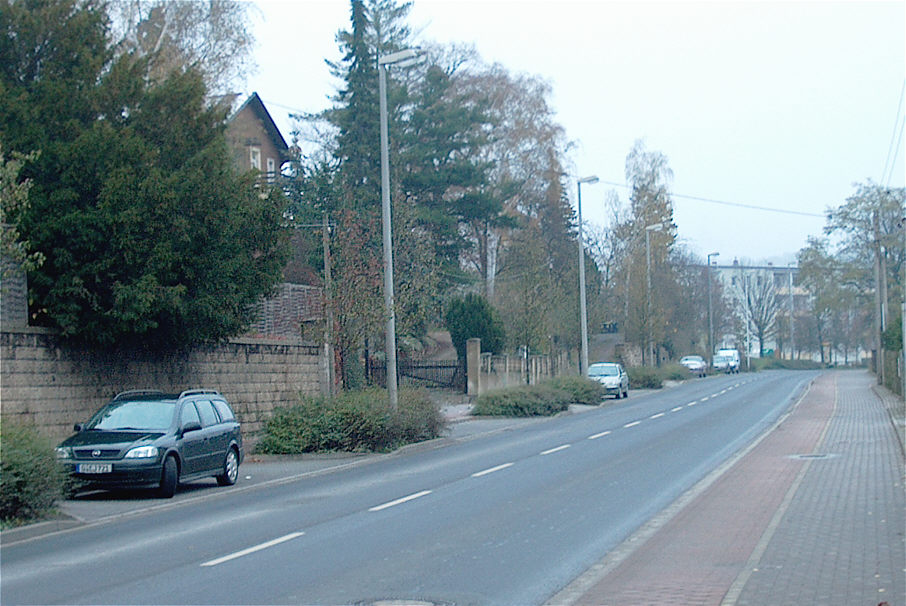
xmin=56 ymin=389 xmax=243 ymax=498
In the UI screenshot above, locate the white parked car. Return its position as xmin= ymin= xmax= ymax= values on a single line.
xmin=680 ymin=355 xmax=708 ymax=377
xmin=587 ymin=362 xmax=629 ymax=399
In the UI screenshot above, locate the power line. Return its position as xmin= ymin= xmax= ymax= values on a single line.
xmin=598 ymin=180 xmax=825 ymax=218
xmin=882 ymin=80 xmax=905 ymax=186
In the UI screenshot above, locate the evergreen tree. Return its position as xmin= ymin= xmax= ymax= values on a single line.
xmin=0 ymin=0 xmax=288 ymax=349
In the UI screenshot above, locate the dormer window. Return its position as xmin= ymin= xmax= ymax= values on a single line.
xmin=249 ymin=147 xmax=261 ymax=171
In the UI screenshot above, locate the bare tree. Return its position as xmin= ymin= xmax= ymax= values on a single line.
xmin=107 ymin=0 xmax=257 ymax=95
xmin=735 ymin=269 xmax=781 ymax=357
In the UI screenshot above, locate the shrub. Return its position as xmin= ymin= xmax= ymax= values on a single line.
xmin=543 ymin=375 xmax=607 ymax=405
xmin=751 ymin=357 xmax=822 ymax=371
xmin=0 ymin=424 xmax=65 ymax=524
xmin=627 ymin=366 xmax=662 ymax=389
xmin=663 ymin=363 xmax=690 ymax=381
xmin=473 ymin=384 xmax=573 ymax=417
xmin=257 ymin=388 xmax=444 ymax=454
xmin=445 ymin=294 xmax=506 ymax=364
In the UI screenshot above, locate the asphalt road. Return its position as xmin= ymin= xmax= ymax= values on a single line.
xmin=1 ymin=370 xmax=817 ymax=606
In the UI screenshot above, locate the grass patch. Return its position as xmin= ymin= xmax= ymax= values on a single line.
xmin=257 ymin=388 xmax=445 ymax=454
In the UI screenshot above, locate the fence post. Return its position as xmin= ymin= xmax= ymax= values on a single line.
xmin=467 ymin=338 xmax=481 ymax=396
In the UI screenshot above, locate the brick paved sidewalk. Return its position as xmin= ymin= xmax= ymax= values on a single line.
xmin=731 ymin=371 xmax=905 ymax=606
xmin=552 ymin=370 xmax=905 ymax=606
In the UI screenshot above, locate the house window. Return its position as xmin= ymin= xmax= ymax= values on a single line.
xmin=249 ymin=147 xmax=261 ymax=170
xmin=266 ymin=157 xmax=276 ymax=182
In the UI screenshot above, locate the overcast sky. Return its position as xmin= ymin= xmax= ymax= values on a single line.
xmin=247 ymin=0 xmax=905 ymax=265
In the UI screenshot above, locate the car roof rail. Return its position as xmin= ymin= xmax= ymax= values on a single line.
xmin=113 ymin=389 xmax=167 ymax=401
xmin=178 ymin=389 xmax=221 ymax=399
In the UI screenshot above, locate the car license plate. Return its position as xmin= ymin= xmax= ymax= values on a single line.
xmin=77 ymin=463 xmax=112 ymax=474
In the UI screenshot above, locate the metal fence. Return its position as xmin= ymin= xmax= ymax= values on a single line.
xmin=370 ymin=360 xmax=464 ymax=390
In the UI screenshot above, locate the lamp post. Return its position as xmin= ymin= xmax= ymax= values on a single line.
xmin=645 ymin=222 xmax=665 ymax=365
xmin=576 ymin=175 xmax=599 ymax=375
xmin=707 ymin=252 xmax=719 ymax=367
xmin=788 ymin=263 xmax=795 ymax=360
xmin=378 ymin=48 xmax=421 ymax=411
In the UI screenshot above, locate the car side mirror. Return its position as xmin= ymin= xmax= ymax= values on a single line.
xmin=181 ymin=422 xmax=202 ymax=435
xmin=74 ymin=423 xmax=84 ymax=432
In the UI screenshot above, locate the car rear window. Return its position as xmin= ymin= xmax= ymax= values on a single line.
xmin=212 ymin=399 xmax=235 ymax=422
xmin=195 ymin=400 xmax=219 ymax=427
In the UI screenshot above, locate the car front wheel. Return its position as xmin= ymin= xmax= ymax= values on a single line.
xmin=158 ymin=456 xmax=178 ymax=498
xmin=217 ymin=448 xmax=239 ymax=486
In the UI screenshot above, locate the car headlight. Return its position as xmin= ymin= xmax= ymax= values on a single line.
xmin=124 ymin=446 xmax=159 ymax=459
xmin=55 ymin=447 xmax=73 ymax=460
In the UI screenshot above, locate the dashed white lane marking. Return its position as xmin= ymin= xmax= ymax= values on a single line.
xmin=472 ymin=463 xmax=514 ymax=477
xmin=588 ymin=430 xmax=612 ymax=440
xmin=201 ymin=531 xmax=305 ymax=567
xmin=369 ymin=490 xmax=432 ymax=512
xmin=701 ymin=396 xmax=711 ymax=402
xmin=650 ymin=413 xmax=665 ymax=420
xmin=541 ymin=444 xmax=571 ymax=455
xmin=623 ymin=421 xmax=641 ymax=428
xmin=687 ymin=401 xmax=697 ymax=407
xmin=671 ymin=406 xmax=684 ymax=412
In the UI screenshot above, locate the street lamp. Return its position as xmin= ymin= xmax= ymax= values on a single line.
xmin=576 ymin=175 xmax=599 ymax=375
xmin=378 ymin=48 xmax=421 ymax=411
xmin=788 ymin=263 xmax=795 ymax=360
xmin=707 ymin=252 xmax=719 ymax=367
xmin=645 ymin=222 xmax=665 ymax=365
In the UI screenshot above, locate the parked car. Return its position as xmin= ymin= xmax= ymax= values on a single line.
xmin=587 ymin=362 xmax=630 ymax=399
xmin=679 ymin=355 xmax=708 ymax=377
xmin=56 ymin=389 xmax=243 ymax=498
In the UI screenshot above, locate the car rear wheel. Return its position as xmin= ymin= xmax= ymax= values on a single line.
xmin=158 ymin=455 xmax=178 ymax=498
xmin=216 ymin=448 xmax=239 ymax=486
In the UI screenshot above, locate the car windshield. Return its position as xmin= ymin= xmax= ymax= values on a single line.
xmin=682 ymin=356 xmax=703 ymax=363
xmin=87 ymin=400 xmax=176 ymax=431
xmin=589 ymin=365 xmax=619 ymax=377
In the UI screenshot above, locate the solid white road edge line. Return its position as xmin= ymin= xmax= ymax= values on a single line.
xmin=369 ymin=490 xmax=432 ymax=512
xmin=472 ymin=463 xmax=514 ymax=477
xmin=201 ymin=531 xmax=305 ymax=567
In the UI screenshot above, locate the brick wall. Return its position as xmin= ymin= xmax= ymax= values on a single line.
xmin=0 ymin=328 xmax=328 ymax=446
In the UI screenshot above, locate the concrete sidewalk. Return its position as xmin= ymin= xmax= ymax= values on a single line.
xmin=550 ymin=370 xmax=905 ymax=606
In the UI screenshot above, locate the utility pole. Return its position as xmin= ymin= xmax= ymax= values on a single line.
xmin=322 ymin=213 xmax=335 ymax=396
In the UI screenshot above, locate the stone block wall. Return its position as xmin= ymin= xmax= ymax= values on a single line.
xmin=1 ymin=328 xmax=327 ymax=446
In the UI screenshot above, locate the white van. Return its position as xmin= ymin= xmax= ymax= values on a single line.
xmin=714 ymin=348 xmax=740 ymax=373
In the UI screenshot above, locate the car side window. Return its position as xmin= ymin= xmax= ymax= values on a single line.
xmin=180 ymin=402 xmax=201 ymax=428
xmin=212 ymin=399 xmax=235 ymax=423
xmin=195 ymin=400 xmax=219 ymax=427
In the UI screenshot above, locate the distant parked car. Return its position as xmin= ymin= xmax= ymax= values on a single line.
xmin=679 ymin=355 xmax=708 ymax=377
xmin=587 ymin=362 xmax=629 ymax=399
xmin=56 ymin=389 xmax=243 ymax=498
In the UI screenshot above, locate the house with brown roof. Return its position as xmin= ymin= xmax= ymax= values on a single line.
xmin=225 ymin=93 xmax=323 ymax=341
xmin=225 ymin=92 xmax=290 ymax=184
